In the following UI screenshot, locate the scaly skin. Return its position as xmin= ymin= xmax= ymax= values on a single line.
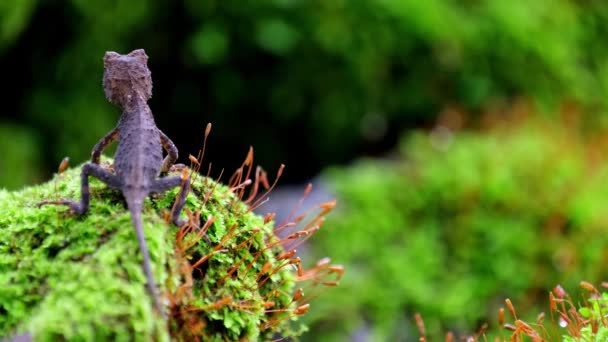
xmin=39 ymin=49 xmax=190 ymax=317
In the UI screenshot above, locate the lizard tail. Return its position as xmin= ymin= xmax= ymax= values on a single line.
xmin=125 ymin=195 xmax=166 ymax=317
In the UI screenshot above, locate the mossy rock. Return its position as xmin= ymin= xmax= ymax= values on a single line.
xmin=0 ymin=160 xmax=304 ymax=341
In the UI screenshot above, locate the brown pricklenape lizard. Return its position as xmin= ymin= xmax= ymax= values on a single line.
xmin=39 ymin=49 xmax=190 ymax=317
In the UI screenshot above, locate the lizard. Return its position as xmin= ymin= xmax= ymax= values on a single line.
xmin=38 ymin=49 xmax=190 ymax=317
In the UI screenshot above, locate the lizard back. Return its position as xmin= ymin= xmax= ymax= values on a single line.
xmin=114 ymin=100 xmax=163 ymax=188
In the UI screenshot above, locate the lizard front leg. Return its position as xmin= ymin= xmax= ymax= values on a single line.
xmin=159 ymin=130 xmax=179 ymax=172
xmin=91 ymin=127 xmax=119 ymax=164
xmin=38 ymin=163 xmax=121 ymax=215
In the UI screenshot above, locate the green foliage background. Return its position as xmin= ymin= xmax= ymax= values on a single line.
xmin=3 ymin=0 xmax=608 ymax=188
xmin=308 ymin=118 xmax=608 ymax=340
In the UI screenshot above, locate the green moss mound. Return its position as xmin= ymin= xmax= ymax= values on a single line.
xmin=0 ymin=161 xmax=303 ymax=341
xmin=308 ymin=119 xmax=608 ymax=340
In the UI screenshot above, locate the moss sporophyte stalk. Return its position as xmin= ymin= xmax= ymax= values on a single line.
xmin=0 ymin=138 xmax=342 ymax=341
xmin=416 ymin=281 xmax=608 ymax=341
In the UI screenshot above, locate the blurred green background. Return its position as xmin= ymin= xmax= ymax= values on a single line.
xmin=4 ymin=0 xmax=608 ymax=340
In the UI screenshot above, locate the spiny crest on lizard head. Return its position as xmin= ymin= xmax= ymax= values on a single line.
xmin=103 ymin=49 xmax=153 ymax=106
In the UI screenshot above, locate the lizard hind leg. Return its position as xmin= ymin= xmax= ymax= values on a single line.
xmin=38 ymin=163 xmax=121 ymax=215
xmin=150 ymin=174 xmax=191 ymax=227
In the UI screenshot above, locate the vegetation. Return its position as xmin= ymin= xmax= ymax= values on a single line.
xmin=308 ymin=114 xmax=608 ymax=340
xmin=0 ymin=153 xmax=340 ymax=340
xmin=416 ymin=281 xmax=608 ymax=341
xmin=5 ymin=2 xmax=608 ymax=341
xmin=5 ymin=1 xmax=608 ymax=187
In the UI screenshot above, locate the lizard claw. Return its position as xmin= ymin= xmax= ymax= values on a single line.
xmin=174 ymin=218 xmax=187 ymax=227
xmin=168 ymin=163 xmax=187 ymax=173
xmin=175 ymin=216 xmax=211 ymax=244
xmin=37 ymin=199 xmax=69 ymax=208
xmin=192 ymin=222 xmax=212 ymax=245
xmin=37 ymin=200 xmax=85 ymax=215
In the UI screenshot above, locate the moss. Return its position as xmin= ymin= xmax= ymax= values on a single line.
xmin=0 ymin=160 xmax=304 ymax=341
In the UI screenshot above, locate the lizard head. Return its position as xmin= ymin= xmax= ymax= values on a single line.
xmin=102 ymin=49 xmax=153 ymax=106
